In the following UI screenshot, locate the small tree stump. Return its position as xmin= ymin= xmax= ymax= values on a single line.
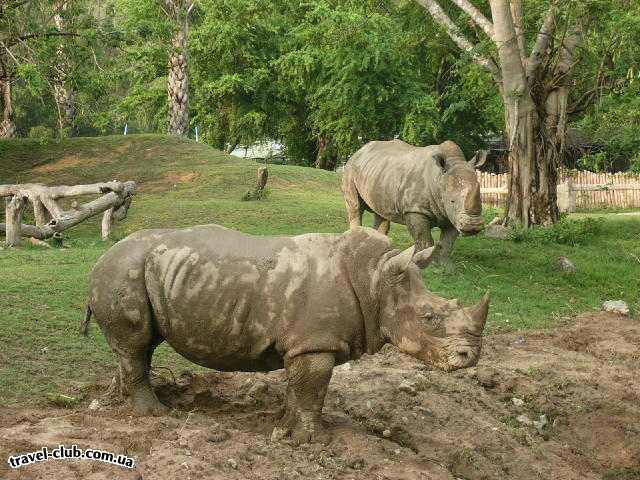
xmin=257 ymin=166 xmax=269 ymax=194
xmin=5 ymin=195 xmax=26 ymax=246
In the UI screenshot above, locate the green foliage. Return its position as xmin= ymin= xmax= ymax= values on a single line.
xmin=577 ymin=85 xmax=640 ymax=171
xmin=190 ymin=0 xmax=282 ymax=149
xmin=508 ymin=217 xmax=604 ymax=246
xmin=241 ymin=187 xmax=270 ymax=201
xmin=27 ymin=125 xmax=55 ymax=144
xmin=572 ymin=1 xmax=640 ymax=171
xmin=4 ymin=0 xmax=639 ymax=174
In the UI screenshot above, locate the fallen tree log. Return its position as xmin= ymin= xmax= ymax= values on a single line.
xmin=1 ymin=180 xmax=136 ymax=245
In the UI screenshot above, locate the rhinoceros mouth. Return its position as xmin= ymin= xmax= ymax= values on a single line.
xmin=444 ymin=348 xmax=480 ymax=371
xmin=456 ymin=214 xmax=485 ymax=235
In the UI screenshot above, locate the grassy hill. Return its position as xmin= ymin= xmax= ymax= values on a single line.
xmin=1 ymin=134 xmax=639 ymax=406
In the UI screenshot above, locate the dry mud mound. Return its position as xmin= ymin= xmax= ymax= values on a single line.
xmin=1 ymin=312 xmax=639 ymax=480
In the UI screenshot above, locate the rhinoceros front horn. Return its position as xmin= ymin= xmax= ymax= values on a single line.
xmin=465 ymin=292 xmax=490 ymax=334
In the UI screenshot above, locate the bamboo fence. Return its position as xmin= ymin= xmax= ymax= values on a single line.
xmin=478 ymin=170 xmax=640 ymax=211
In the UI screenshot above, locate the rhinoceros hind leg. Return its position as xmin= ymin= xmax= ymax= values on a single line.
xmin=342 ymin=170 xmax=365 ymax=229
xmin=405 ymin=213 xmax=434 ymax=251
xmin=276 ymin=352 xmax=334 ymax=445
xmin=120 ymin=347 xmax=168 ymax=416
xmin=372 ymin=213 xmax=391 ymax=235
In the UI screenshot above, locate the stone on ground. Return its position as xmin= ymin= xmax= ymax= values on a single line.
xmin=602 ymin=300 xmax=629 ymax=316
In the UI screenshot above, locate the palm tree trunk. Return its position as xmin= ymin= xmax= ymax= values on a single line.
xmin=167 ymin=22 xmax=189 ymax=136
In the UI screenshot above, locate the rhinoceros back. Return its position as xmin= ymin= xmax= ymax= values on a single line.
xmin=345 ymin=140 xmax=445 ymax=224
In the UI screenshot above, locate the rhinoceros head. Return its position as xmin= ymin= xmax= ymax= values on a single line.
xmin=435 ymin=141 xmax=484 ymax=235
xmin=377 ymin=245 xmax=489 ymax=371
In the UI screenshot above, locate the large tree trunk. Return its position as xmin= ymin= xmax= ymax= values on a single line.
xmin=53 ymin=2 xmax=76 ymax=134
xmin=167 ymin=21 xmax=189 ymax=136
xmin=503 ymin=95 xmax=560 ymax=227
xmin=0 ymin=63 xmax=16 ymax=138
xmin=490 ymin=0 xmax=564 ymax=227
xmin=315 ymin=137 xmax=338 ymax=170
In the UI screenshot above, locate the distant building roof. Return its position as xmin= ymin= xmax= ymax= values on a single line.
xmin=230 ymin=141 xmax=284 ymax=160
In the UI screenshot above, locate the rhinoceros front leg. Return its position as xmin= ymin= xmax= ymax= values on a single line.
xmin=372 ymin=213 xmax=391 ymax=235
xmin=405 ymin=213 xmax=434 ymax=251
xmin=275 ymin=352 xmax=334 ymax=445
xmin=436 ymin=225 xmax=459 ymax=262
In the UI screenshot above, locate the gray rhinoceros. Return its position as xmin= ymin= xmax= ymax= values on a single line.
xmin=83 ymin=224 xmax=489 ymax=444
xmin=342 ymin=139 xmax=485 ymax=260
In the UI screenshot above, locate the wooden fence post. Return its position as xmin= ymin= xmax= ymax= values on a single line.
xmin=101 ymin=207 xmax=114 ymax=240
xmin=33 ymin=198 xmax=49 ymax=227
xmin=5 ymin=195 xmax=26 ymax=246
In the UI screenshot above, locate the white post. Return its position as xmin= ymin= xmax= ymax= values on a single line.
xmin=195 ymin=126 xmax=199 ymax=142
xmin=124 ymin=123 xmax=128 ymax=136
xmin=567 ymin=177 xmax=576 ymax=212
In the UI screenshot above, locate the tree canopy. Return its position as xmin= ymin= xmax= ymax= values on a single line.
xmin=2 ymin=0 xmax=639 ymax=172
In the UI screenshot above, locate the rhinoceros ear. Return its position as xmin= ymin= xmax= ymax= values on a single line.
xmin=384 ymin=245 xmax=437 ymax=276
xmin=469 ymin=149 xmax=488 ymax=169
xmin=383 ymin=246 xmax=415 ymax=276
xmin=433 ymin=152 xmax=447 ymax=172
xmin=412 ymin=245 xmax=438 ymax=269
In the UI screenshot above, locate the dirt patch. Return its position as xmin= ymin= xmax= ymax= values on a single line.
xmin=1 ymin=312 xmax=638 ymax=479
xmin=140 ymin=171 xmax=200 ymax=193
xmin=31 ymin=155 xmax=103 ymax=174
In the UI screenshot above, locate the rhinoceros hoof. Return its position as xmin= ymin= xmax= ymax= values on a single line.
xmin=271 ymin=417 xmax=331 ymax=445
xmin=290 ymin=422 xmax=331 ymax=446
xmin=131 ymin=389 xmax=169 ymax=416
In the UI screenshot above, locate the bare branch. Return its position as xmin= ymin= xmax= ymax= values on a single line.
xmin=525 ymin=3 xmax=557 ymax=86
xmin=556 ymin=24 xmax=581 ymax=79
xmin=451 ymin=0 xmax=493 ymax=39
xmin=415 ymin=0 xmax=499 ymax=78
xmin=7 ymin=31 xmax=80 ymax=47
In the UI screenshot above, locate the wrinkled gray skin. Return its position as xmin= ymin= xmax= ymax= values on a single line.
xmin=85 ymin=224 xmax=489 ymax=444
xmin=342 ymin=139 xmax=485 ymax=260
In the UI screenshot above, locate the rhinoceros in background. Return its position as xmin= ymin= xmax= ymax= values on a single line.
xmin=83 ymin=224 xmax=489 ymax=444
xmin=342 ymin=139 xmax=485 ymax=260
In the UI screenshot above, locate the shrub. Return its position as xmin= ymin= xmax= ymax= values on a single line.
xmin=241 ymin=187 xmax=269 ymax=201
xmin=28 ymin=125 xmax=55 ymax=144
xmin=508 ymin=217 xmax=604 ymax=246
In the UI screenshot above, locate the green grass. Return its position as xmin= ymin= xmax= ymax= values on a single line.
xmin=1 ymin=134 xmax=639 ymax=406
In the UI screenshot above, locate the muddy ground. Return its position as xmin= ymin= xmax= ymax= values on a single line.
xmin=1 ymin=312 xmax=639 ymax=480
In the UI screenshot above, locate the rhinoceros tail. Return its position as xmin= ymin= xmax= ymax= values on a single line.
xmin=80 ymin=305 xmax=92 ymax=336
